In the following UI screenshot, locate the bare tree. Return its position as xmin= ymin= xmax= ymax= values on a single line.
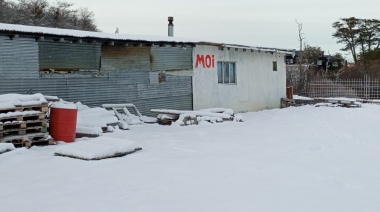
xmin=295 ymin=20 xmax=309 ymax=94
xmin=0 ymin=0 xmax=98 ymax=31
xmin=76 ymin=7 xmax=97 ymax=31
xmin=48 ymin=1 xmax=76 ymax=29
xmin=296 ymin=19 xmax=305 ymax=64
xmin=0 ymin=0 xmax=14 ymax=23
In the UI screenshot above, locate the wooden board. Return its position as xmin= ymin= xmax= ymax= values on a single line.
xmin=0 ymin=132 xmax=49 ymax=145
xmin=54 ymin=148 xmax=143 ymax=161
xmin=0 ymin=113 xmax=45 ymax=122
xmin=0 ymin=120 xmax=47 ymax=131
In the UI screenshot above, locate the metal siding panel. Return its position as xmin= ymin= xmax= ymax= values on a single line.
xmin=0 ymin=36 xmax=39 ymax=78
xmin=39 ymin=41 xmax=101 ymax=70
xmin=0 ymin=72 xmax=193 ymax=117
xmin=151 ymin=46 xmax=193 ymax=71
xmin=106 ymin=71 xmax=149 ymax=84
xmin=101 ymin=46 xmax=150 ymax=71
xmin=134 ymin=95 xmax=193 ymax=117
xmin=137 ymin=76 xmax=192 ymax=99
xmin=136 ymin=75 xmax=193 ymax=116
xmin=0 ymin=78 xmax=68 ymax=99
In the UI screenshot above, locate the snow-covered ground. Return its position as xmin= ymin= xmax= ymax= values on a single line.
xmin=1 ymin=104 xmax=380 ymax=212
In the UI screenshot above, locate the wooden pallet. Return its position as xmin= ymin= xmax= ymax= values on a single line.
xmin=0 ymin=112 xmax=45 ymax=123
xmin=0 ymin=107 xmax=17 ymax=114
xmin=0 ymin=132 xmax=53 ymax=147
xmin=0 ymin=120 xmax=47 ymax=131
xmin=0 ymin=102 xmax=50 ymax=147
xmin=0 ymin=126 xmax=47 ymax=139
xmin=0 ymin=103 xmax=48 ymax=114
xmin=15 ymin=104 xmax=49 ymax=113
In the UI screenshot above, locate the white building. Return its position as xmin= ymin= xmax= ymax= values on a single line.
xmin=193 ymin=45 xmax=292 ymax=112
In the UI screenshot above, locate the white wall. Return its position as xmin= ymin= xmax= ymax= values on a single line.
xmin=193 ymin=45 xmax=286 ymax=112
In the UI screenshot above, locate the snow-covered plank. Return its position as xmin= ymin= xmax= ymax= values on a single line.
xmin=0 ymin=111 xmax=44 ymax=120
xmin=0 ymin=93 xmax=48 ymax=109
xmin=54 ymin=137 xmax=142 ymax=160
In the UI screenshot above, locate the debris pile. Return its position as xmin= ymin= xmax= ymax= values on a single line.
xmin=281 ymin=97 xmax=362 ymax=108
xmin=75 ymin=102 xmax=121 ymax=137
xmin=152 ymin=108 xmax=243 ymax=126
xmin=102 ymin=103 xmax=157 ymax=125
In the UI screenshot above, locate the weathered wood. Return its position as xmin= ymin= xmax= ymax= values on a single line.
xmin=281 ymin=97 xmax=361 ymax=108
xmin=151 ymin=109 xmax=232 ymax=120
xmin=54 ymin=148 xmax=142 ymax=161
xmin=76 ymin=132 xmax=99 ymax=138
xmin=0 ymin=132 xmax=49 ymax=145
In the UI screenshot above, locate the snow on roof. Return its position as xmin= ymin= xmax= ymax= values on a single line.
xmin=0 ymin=23 xmax=206 ymax=44
xmin=224 ymin=44 xmax=295 ymax=54
xmin=0 ymin=23 xmax=295 ymax=53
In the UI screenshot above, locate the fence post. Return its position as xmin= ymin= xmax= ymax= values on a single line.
xmin=364 ymin=74 xmax=368 ymax=100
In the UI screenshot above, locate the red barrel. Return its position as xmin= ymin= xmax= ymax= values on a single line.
xmin=286 ymin=86 xmax=294 ymax=99
xmin=49 ymin=103 xmax=78 ymax=143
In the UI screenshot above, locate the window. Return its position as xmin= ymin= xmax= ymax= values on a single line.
xmin=272 ymin=61 xmax=277 ymax=71
xmin=217 ymin=62 xmax=236 ymax=84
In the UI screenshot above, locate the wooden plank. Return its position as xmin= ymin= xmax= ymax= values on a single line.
xmin=76 ymin=133 xmax=100 ymax=138
xmin=15 ymin=103 xmax=49 ymax=113
xmin=281 ymin=98 xmax=296 ymax=103
xmin=0 ymin=107 xmax=17 ymax=114
xmin=0 ymin=122 xmax=26 ymax=131
xmin=0 ymin=132 xmax=49 ymax=143
xmin=0 ymin=120 xmax=47 ymax=131
xmin=54 ymin=148 xmax=143 ymax=161
xmin=0 ymin=112 xmax=45 ymax=122
xmin=24 ymin=138 xmax=55 ymax=147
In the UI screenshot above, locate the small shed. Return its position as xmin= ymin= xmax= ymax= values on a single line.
xmin=193 ymin=45 xmax=293 ymax=112
xmin=0 ymin=23 xmax=294 ymax=114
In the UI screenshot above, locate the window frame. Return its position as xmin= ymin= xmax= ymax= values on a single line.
xmin=272 ymin=61 xmax=278 ymax=71
xmin=217 ymin=61 xmax=236 ymax=84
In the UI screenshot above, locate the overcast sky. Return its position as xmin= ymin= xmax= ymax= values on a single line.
xmin=49 ymin=0 xmax=380 ymax=59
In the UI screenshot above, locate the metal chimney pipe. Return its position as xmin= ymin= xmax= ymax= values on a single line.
xmin=168 ymin=16 xmax=174 ymax=37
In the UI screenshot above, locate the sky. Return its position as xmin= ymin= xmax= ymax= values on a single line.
xmin=20 ymin=0 xmax=380 ymax=59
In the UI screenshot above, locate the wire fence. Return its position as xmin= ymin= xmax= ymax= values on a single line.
xmin=304 ymin=76 xmax=380 ymax=100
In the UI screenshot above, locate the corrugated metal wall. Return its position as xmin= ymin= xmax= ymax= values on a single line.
xmin=0 ymin=36 xmax=39 ymax=78
xmin=101 ymin=46 xmax=150 ymax=71
xmin=39 ymin=41 xmax=101 ymax=71
xmin=0 ymin=35 xmax=193 ymax=116
xmin=0 ymin=72 xmax=192 ymax=116
xmin=151 ymin=45 xmax=193 ymax=71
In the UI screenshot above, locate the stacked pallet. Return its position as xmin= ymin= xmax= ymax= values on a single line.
xmin=0 ymin=102 xmax=52 ymax=147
